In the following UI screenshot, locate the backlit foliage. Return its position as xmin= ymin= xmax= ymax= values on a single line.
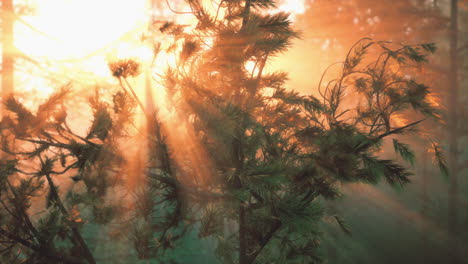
xmin=0 ymin=1 xmax=445 ymax=263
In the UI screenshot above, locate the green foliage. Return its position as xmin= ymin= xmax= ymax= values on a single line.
xmin=392 ymin=139 xmax=416 ymax=165
xmin=0 ymin=85 xmax=133 ymax=263
xmin=134 ymin=2 xmax=440 ymax=263
xmin=431 ymin=141 xmax=449 ymax=178
xmin=138 ymin=3 xmax=441 ymax=263
xmin=359 ymin=154 xmax=412 ymax=188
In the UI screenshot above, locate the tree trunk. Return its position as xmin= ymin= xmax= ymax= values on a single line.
xmin=239 ymin=205 xmax=247 ymax=264
xmin=1 ymin=0 xmax=14 ymax=102
xmin=448 ymin=0 xmax=459 ymax=262
xmin=420 ymin=151 xmax=429 ymax=263
xmin=1 ymin=0 xmax=15 ymax=175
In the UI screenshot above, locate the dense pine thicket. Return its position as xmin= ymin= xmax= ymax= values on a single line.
xmin=0 ymin=0 xmax=445 ymax=263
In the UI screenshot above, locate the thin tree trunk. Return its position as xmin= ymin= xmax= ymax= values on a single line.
xmin=238 ymin=1 xmax=251 ymax=263
xmin=421 ymin=151 xmax=429 ymax=263
xmin=448 ymin=0 xmax=459 ymax=262
xmin=1 ymin=0 xmax=15 ymax=160
xmin=2 ymin=0 xmax=14 ymax=110
xmin=246 ymin=221 xmax=282 ymax=264
xmin=239 ymin=205 xmax=247 ymax=264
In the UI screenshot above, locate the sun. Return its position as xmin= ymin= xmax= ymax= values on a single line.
xmin=11 ymin=0 xmax=157 ymax=102
xmin=12 ymin=0 xmax=151 ymax=96
xmin=15 ymin=0 xmax=148 ymax=60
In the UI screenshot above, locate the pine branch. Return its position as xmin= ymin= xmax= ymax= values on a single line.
xmin=355 ymin=119 xmax=425 ymax=153
xmin=0 ymin=228 xmax=83 ymax=264
xmin=148 ymin=169 xmax=227 ymax=201
xmin=43 ymin=172 xmax=96 ymax=264
xmin=122 ymin=77 xmax=147 ymax=115
xmin=241 ymin=0 xmax=252 ymax=31
xmin=18 ymin=138 xmax=70 ymax=150
xmin=5 ymin=180 xmax=42 ymax=245
xmin=246 ymin=220 xmax=282 ymax=264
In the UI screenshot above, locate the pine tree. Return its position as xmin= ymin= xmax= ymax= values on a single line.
xmin=139 ymin=1 xmax=444 ymax=263
xmin=0 ymin=1 xmax=445 ymax=263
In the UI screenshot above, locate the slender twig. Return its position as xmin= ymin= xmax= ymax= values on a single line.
xmin=165 ymin=0 xmax=194 ymax=14
xmin=121 ymin=77 xmax=147 ymax=115
xmin=355 ymin=119 xmax=425 ymax=153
